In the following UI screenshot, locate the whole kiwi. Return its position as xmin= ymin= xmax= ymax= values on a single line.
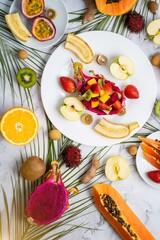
xmin=20 ymin=156 xmax=46 ymax=181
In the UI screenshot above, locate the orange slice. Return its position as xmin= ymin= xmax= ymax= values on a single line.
xmin=0 ymin=107 xmax=39 ymax=146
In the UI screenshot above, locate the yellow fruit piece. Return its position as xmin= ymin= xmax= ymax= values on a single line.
xmin=100 ymin=89 xmax=105 ymax=96
xmin=94 ymin=118 xmax=139 ymax=139
xmin=91 ymin=101 xmax=99 ymax=108
xmin=65 ymin=33 xmax=94 ymax=64
xmin=91 ymin=93 xmax=99 ymax=98
xmin=5 ymin=13 xmax=32 ymax=42
xmin=99 ymin=93 xmax=110 ymax=103
xmin=87 ymin=78 xmax=97 ymax=86
xmin=0 ymin=107 xmax=39 ymax=145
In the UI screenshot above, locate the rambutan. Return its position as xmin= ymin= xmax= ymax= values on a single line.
xmin=125 ymin=11 xmax=145 ymax=33
xmin=62 ymin=144 xmax=81 ymax=168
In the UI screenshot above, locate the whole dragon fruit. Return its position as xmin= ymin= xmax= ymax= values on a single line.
xmin=26 ymin=161 xmax=69 ymax=225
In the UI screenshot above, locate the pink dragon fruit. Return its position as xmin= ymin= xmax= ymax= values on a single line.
xmin=26 ymin=161 xmax=69 ymax=225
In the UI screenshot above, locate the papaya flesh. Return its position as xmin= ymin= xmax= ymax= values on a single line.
xmin=92 ymin=183 xmax=155 ymax=240
xmin=95 ymin=0 xmax=138 ymax=16
xmin=138 ymin=136 xmax=160 ymax=151
xmin=142 ymin=151 xmax=160 ymax=170
xmin=141 ymin=142 xmax=160 ymax=161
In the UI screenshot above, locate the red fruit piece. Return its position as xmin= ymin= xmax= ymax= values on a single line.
xmin=103 ymin=82 xmax=113 ymax=95
xmin=124 ymin=85 xmax=139 ymax=99
xmin=98 ymin=102 xmax=110 ymax=110
xmin=90 ymin=83 xmax=101 ymax=94
xmin=112 ymin=100 xmax=122 ymax=110
xmin=147 ymin=170 xmax=160 ymax=183
xmin=60 ymin=76 xmax=76 ymax=93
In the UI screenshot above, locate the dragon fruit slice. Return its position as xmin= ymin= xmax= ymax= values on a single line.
xmin=26 ymin=161 xmax=69 ymax=225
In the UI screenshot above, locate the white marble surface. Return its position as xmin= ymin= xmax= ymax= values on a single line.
xmin=0 ymin=0 xmax=160 ymax=240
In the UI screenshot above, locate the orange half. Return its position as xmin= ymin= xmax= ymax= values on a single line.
xmin=0 ymin=107 xmax=39 ymax=146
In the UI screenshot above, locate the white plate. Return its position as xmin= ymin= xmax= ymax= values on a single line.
xmin=41 ymin=31 xmax=157 ymax=146
xmin=9 ymin=0 xmax=68 ymax=49
xmin=136 ymin=131 xmax=160 ymax=190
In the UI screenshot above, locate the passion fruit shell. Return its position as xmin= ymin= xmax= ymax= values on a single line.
xmin=32 ymin=16 xmax=56 ymax=41
xmin=21 ymin=0 xmax=45 ymax=19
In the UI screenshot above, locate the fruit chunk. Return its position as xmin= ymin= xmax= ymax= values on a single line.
xmin=5 ymin=13 xmax=32 ymax=42
xmin=21 ymin=0 xmax=44 ymax=19
xmin=147 ymin=170 xmax=160 ymax=183
xmin=105 ymin=156 xmax=130 ymax=181
xmin=0 ymin=107 xmax=39 ymax=146
xmin=20 ymin=156 xmax=46 ymax=181
xmin=16 ymin=68 xmax=37 ymax=88
xmin=142 ymin=151 xmax=160 ymax=170
xmin=124 ymin=84 xmax=139 ymax=99
xmin=110 ymin=56 xmax=135 ymax=80
xmin=60 ymin=76 xmax=76 ymax=93
xmin=147 ymin=19 xmax=160 ymax=44
xmin=138 ymin=136 xmax=160 ymax=151
xmin=64 ymin=34 xmax=94 ymax=64
xmin=94 ymin=118 xmax=139 ymax=139
xmin=26 ymin=161 xmax=69 ymax=225
xmin=92 ymin=183 xmax=155 ymax=240
xmin=60 ymin=97 xmax=84 ymax=121
xmin=32 ymin=16 xmax=56 ymax=41
xmin=141 ymin=142 xmax=160 ymax=161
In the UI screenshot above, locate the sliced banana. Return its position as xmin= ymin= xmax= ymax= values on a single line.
xmin=94 ymin=118 xmax=139 ymax=139
xmin=5 ymin=13 xmax=32 ymax=42
xmin=64 ymin=34 xmax=94 ymax=64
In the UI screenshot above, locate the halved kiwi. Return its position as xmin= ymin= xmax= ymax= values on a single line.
xmin=155 ymin=100 xmax=160 ymax=117
xmin=16 ymin=68 xmax=37 ymax=88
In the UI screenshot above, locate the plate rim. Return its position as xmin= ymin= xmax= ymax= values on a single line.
xmin=41 ymin=30 xmax=157 ymax=146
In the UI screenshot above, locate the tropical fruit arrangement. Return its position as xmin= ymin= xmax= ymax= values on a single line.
xmin=5 ymin=0 xmax=56 ymax=42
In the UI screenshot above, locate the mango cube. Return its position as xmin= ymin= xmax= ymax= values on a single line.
xmin=99 ymin=93 xmax=110 ymax=103
xmin=91 ymin=100 xmax=99 ymax=108
xmin=87 ymin=78 xmax=97 ymax=86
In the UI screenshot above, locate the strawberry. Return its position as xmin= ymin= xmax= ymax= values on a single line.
xmin=90 ymin=83 xmax=101 ymax=94
xmin=147 ymin=170 xmax=160 ymax=183
xmin=60 ymin=76 xmax=76 ymax=93
xmin=103 ymin=82 xmax=113 ymax=95
xmin=113 ymin=100 xmax=122 ymax=110
xmin=98 ymin=102 xmax=110 ymax=110
xmin=124 ymin=85 xmax=139 ymax=99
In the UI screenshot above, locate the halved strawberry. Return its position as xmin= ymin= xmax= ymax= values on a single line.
xmin=90 ymin=83 xmax=101 ymax=94
xmin=103 ymin=82 xmax=113 ymax=95
xmin=124 ymin=85 xmax=139 ymax=99
xmin=60 ymin=76 xmax=76 ymax=93
xmin=147 ymin=170 xmax=160 ymax=183
xmin=112 ymin=100 xmax=122 ymax=110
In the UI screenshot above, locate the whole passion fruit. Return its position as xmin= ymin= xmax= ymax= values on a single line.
xmin=32 ymin=16 xmax=56 ymax=41
xmin=21 ymin=0 xmax=45 ymax=19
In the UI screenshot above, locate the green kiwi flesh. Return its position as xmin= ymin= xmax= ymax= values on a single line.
xmin=16 ymin=68 xmax=37 ymax=88
xmin=155 ymin=101 xmax=160 ymax=117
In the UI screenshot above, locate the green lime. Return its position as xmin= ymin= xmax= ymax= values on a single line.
xmin=16 ymin=68 xmax=37 ymax=88
xmin=155 ymin=100 xmax=160 ymax=117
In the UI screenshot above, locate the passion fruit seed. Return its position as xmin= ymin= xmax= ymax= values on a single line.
xmin=127 ymin=145 xmax=138 ymax=156
xmin=46 ymin=8 xmax=57 ymax=20
xmin=48 ymin=129 xmax=62 ymax=140
xmin=17 ymin=49 xmax=28 ymax=59
xmin=96 ymin=54 xmax=108 ymax=66
xmin=81 ymin=114 xmax=93 ymax=125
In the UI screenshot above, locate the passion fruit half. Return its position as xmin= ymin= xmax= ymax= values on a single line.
xmin=21 ymin=0 xmax=45 ymax=19
xmin=32 ymin=16 xmax=56 ymax=41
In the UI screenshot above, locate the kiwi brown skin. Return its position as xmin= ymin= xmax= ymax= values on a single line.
xmin=20 ymin=156 xmax=46 ymax=181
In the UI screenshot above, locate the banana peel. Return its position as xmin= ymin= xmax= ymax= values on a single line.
xmin=5 ymin=13 xmax=32 ymax=42
xmin=64 ymin=33 xmax=94 ymax=64
xmin=94 ymin=118 xmax=139 ymax=139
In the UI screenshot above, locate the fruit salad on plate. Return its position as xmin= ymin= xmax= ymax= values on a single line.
xmin=75 ymin=68 xmax=126 ymax=116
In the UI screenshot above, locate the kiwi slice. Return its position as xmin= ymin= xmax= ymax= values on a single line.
xmin=16 ymin=68 xmax=37 ymax=88
xmin=155 ymin=100 xmax=160 ymax=117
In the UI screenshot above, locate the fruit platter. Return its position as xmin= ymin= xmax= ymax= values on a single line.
xmin=7 ymin=0 xmax=68 ymax=49
xmin=41 ymin=31 xmax=157 ymax=146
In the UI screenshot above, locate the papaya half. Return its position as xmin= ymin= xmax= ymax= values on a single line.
xmin=92 ymin=183 xmax=155 ymax=240
xmin=95 ymin=0 xmax=138 ymax=16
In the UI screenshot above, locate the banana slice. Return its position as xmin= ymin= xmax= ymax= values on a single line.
xmin=64 ymin=34 xmax=94 ymax=64
xmin=94 ymin=118 xmax=139 ymax=139
xmin=5 ymin=13 xmax=32 ymax=42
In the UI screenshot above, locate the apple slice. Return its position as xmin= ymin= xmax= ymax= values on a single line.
xmin=147 ymin=19 xmax=160 ymax=44
xmin=60 ymin=97 xmax=84 ymax=121
xmin=110 ymin=56 xmax=135 ymax=80
xmin=105 ymin=156 xmax=130 ymax=181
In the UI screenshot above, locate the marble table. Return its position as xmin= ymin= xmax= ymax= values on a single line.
xmin=0 ymin=0 xmax=160 ymax=239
